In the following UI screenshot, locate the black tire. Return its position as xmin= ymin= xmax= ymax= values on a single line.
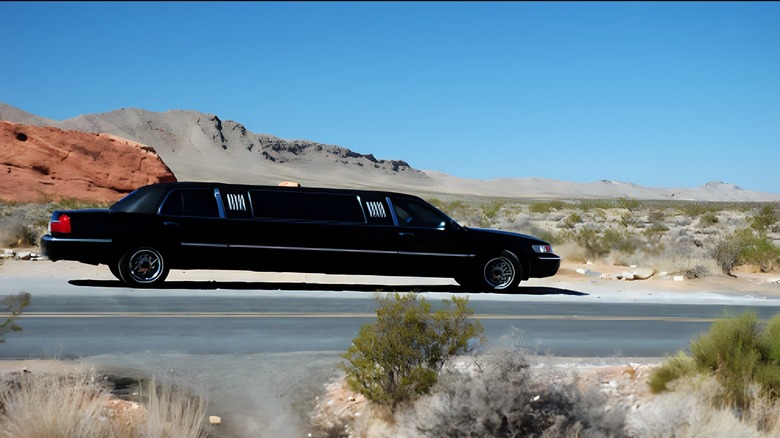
xmin=479 ymin=251 xmax=522 ymax=291
xmin=117 ymin=246 xmax=169 ymax=288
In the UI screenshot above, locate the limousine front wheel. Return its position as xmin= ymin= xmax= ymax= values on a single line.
xmin=117 ymin=247 xmax=170 ymax=288
xmin=481 ymin=251 xmax=522 ymax=291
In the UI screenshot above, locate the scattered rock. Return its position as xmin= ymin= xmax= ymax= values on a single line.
xmin=209 ymin=415 xmax=222 ymax=425
xmin=673 ymin=276 xmax=685 ymax=282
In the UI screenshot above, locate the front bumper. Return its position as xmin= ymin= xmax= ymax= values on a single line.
xmin=530 ymin=255 xmax=561 ymax=278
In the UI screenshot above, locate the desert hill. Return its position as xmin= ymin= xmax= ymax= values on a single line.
xmin=2 ymin=102 xmax=778 ymax=202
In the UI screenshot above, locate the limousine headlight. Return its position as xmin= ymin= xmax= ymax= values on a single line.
xmin=532 ymin=244 xmax=553 ymax=254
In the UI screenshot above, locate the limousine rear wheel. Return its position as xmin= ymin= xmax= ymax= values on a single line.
xmin=117 ymin=246 xmax=169 ymax=288
xmin=481 ymin=251 xmax=522 ymax=291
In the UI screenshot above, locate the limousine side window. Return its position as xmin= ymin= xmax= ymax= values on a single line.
xmin=159 ymin=189 xmax=220 ymax=218
xmin=221 ymin=192 xmax=251 ymax=219
xmin=249 ymin=190 xmax=365 ymax=223
xmin=391 ymin=198 xmax=447 ymax=229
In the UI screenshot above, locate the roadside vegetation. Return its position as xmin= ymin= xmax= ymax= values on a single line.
xmin=642 ymin=311 xmax=780 ymax=437
xmin=314 ymin=298 xmax=780 ymax=437
xmin=0 ymin=292 xmax=29 ymax=344
xmin=428 ymin=197 xmax=780 ymax=277
xmin=0 ymin=372 xmax=210 ymax=438
xmin=314 ymin=292 xmax=628 ymax=437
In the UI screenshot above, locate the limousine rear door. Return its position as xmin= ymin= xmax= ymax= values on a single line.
xmin=156 ymin=187 xmax=233 ymax=268
xmin=387 ymin=197 xmax=474 ymax=277
xmin=235 ymin=190 xmax=397 ymax=275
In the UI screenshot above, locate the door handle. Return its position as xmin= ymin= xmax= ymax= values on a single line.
xmin=163 ymin=221 xmax=180 ymax=227
xmin=399 ymin=232 xmax=414 ymax=237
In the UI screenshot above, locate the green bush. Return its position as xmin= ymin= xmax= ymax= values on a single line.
xmin=711 ymin=229 xmax=780 ymax=275
xmin=1 ymin=292 xmax=30 ymax=343
xmin=528 ymin=200 xmax=567 ymax=214
xmin=649 ymin=311 xmax=780 ymax=410
xmin=699 ymin=211 xmax=719 ymax=226
xmin=574 ymin=226 xmax=638 ymax=259
xmin=750 ymin=204 xmax=779 ymax=232
xmin=341 ymin=293 xmax=484 ymax=411
xmin=647 ymin=351 xmax=697 ymax=394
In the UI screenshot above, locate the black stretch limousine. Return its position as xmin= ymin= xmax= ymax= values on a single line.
xmin=41 ymin=182 xmax=560 ymax=290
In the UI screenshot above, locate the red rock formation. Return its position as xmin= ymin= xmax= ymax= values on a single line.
xmin=0 ymin=121 xmax=176 ymax=204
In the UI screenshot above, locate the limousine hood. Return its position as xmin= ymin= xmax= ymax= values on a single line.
xmin=465 ymin=227 xmax=550 ymax=245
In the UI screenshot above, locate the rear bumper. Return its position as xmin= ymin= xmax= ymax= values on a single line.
xmin=40 ymin=235 xmax=113 ymax=265
xmin=530 ymin=255 xmax=561 ymax=278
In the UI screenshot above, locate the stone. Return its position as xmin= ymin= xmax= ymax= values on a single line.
xmin=0 ymin=121 xmax=177 ymax=203
xmin=209 ymin=415 xmax=222 ymax=425
xmin=632 ymin=268 xmax=655 ymax=280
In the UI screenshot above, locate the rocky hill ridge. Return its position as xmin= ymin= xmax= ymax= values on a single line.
xmin=2 ymin=103 xmax=778 ymax=202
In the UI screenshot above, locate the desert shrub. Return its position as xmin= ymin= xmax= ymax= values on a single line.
xmin=617 ymin=197 xmax=641 ymax=211
xmin=528 ymin=200 xmax=567 ymax=214
xmin=341 ymin=293 xmax=484 ymax=411
xmin=649 ymin=311 xmax=780 ymax=411
xmin=750 ymin=204 xmax=779 ymax=232
xmin=560 ymin=212 xmax=582 ymax=229
xmin=477 ymin=200 xmax=506 ymax=228
xmin=648 ymin=209 xmax=666 ymax=224
xmin=710 ymin=233 xmax=743 ymax=276
xmin=699 ymin=211 xmax=720 ymax=226
xmin=1 ymin=292 xmax=30 ymax=343
xmin=711 ymin=229 xmax=780 ymax=275
xmin=648 ymin=351 xmax=697 ymax=394
xmin=412 ymin=350 xmax=626 ymax=437
xmin=574 ymin=226 xmax=610 ymax=258
xmin=574 ymin=226 xmax=638 ymax=259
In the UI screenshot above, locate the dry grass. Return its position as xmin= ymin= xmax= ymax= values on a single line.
xmin=629 ymin=376 xmax=780 ymax=438
xmin=0 ymin=370 xmax=209 ymax=438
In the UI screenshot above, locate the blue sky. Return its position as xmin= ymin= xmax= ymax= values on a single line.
xmin=3 ymin=1 xmax=779 ymax=194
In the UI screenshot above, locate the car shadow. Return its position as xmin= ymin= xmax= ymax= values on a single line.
xmin=67 ymin=279 xmax=588 ymax=296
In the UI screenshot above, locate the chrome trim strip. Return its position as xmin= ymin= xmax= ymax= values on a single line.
xmin=229 ymin=243 xmax=473 ymax=258
xmin=42 ymin=236 xmax=112 ymax=244
xmin=181 ymin=242 xmax=230 ymax=248
xmin=397 ymin=251 xmax=474 ymax=258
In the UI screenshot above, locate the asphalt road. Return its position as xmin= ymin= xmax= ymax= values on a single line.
xmin=4 ymin=265 xmax=780 ymax=358
xmin=2 ymin=261 xmax=780 ymax=437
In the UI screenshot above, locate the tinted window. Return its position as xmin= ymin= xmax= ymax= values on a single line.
xmin=110 ymin=185 xmax=168 ymax=214
xmin=160 ymin=189 xmax=220 ymax=218
xmin=391 ymin=198 xmax=448 ymax=229
xmin=250 ymin=190 xmax=364 ymax=222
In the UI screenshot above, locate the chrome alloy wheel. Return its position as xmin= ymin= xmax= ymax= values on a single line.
xmin=483 ymin=256 xmax=516 ymax=289
xmin=126 ymin=248 xmax=165 ymax=284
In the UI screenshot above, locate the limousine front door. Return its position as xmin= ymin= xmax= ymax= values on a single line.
xmin=388 ymin=197 xmax=474 ymax=277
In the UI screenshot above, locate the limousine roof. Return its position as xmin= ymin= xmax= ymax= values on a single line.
xmin=110 ymin=181 xmax=430 ymax=214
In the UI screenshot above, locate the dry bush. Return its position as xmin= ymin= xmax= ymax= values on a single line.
xmin=0 ymin=372 xmax=118 ymax=438
xmin=397 ymin=350 xmax=626 ymax=438
xmin=0 ymin=371 xmax=209 ymax=438
xmin=630 ymin=376 xmax=780 ymax=438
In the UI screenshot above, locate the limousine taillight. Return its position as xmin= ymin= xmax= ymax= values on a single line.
xmin=50 ymin=213 xmax=72 ymax=234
